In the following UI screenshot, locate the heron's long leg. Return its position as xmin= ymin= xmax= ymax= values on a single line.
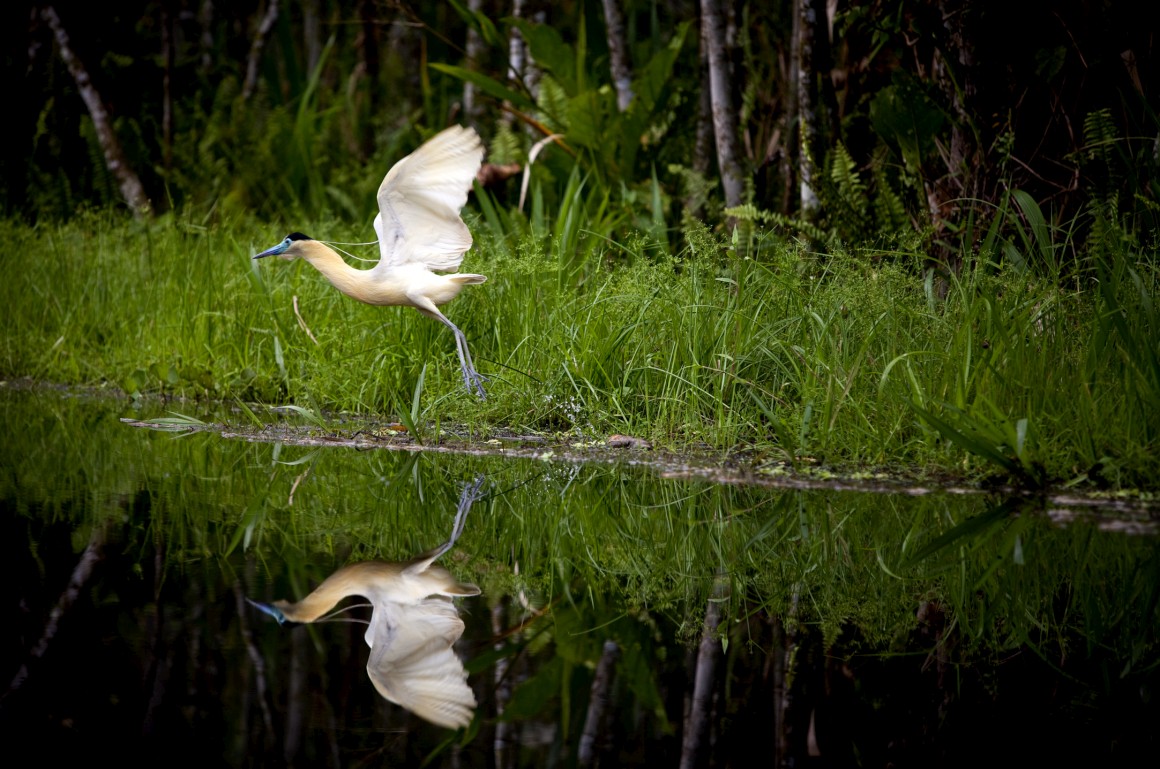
xmin=408 ymin=475 xmax=486 ymax=571
xmin=425 ymin=308 xmax=487 ymax=399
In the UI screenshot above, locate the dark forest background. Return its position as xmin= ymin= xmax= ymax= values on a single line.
xmin=6 ymin=0 xmax=1158 ymax=254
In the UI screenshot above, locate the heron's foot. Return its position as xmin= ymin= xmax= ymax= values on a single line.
xmin=463 ymin=368 xmax=489 ymax=399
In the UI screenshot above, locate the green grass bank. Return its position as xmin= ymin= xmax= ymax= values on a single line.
xmin=1 ymin=203 xmax=1156 ymax=489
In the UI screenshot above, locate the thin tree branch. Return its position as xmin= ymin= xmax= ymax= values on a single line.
xmin=41 ymin=5 xmax=151 ymax=217
xmin=242 ymin=0 xmax=280 ymax=101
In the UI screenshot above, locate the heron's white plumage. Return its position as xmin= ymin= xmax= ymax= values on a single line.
xmin=372 ymin=125 xmax=484 ymax=275
xmin=247 ymin=479 xmax=484 ymax=729
xmin=365 ymin=595 xmax=476 ymax=729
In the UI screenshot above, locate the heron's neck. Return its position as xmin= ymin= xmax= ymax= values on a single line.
xmin=275 ymin=562 xmax=394 ymax=622
xmin=296 ymin=240 xmax=375 ymax=303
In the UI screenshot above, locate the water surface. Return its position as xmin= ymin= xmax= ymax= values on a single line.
xmin=1 ymin=388 xmax=1157 ymax=766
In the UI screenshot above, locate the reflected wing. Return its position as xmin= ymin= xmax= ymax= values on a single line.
xmin=372 ymin=125 xmax=484 ymax=274
xmin=365 ymin=598 xmax=476 ymax=729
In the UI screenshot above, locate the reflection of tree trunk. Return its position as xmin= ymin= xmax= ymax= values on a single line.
xmin=701 ymin=0 xmax=744 ymax=210
xmin=792 ymin=0 xmax=820 ymax=218
xmin=141 ymin=545 xmax=170 ymax=739
xmin=242 ymin=0 xmax=280 ymax=101
xmin=680 ymin=577 xmax=728 ymax=769
xmin=283 ymin=626 xmax=307 ymax=762
xmin=493 ymin=599 xmax=513 ymax=769
xmin=602 ymin=0 xmax=634 ymax=111
xmin=41 ymin=6 xmax=151 ymax=218
xmin=579 ymin=640 xmax=620 ymax=765
xmin=780 ymin=589 xmax=803 ymax=766
xmin=771 ymin=613 xmax=789 ymax=766
xmin=233 ymin=580 xmax=277 ymax=747
xmin=5 ymin=523 xmax=105 ymax=700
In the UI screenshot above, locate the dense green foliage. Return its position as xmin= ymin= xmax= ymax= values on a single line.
xmin=8 ymin=2 xmax=1158 ymax=240
xmin=3 ymin=1 xmax=1158 ymax=487
xmin=1 ymin=196 xmax=1156 ymax=488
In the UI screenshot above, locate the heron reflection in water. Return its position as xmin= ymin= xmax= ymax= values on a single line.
xmin=249 ymin=477 xmax=485 ymax=729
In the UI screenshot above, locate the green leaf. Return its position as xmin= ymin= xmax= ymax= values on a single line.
xmin=428 ymin=64 xmax=538 ymax=115
xmin=909 ymin=401 xmax=1021 ymax=475
xmin=869 ymin=73 xmax=945 ymax=170
xmin=446 ymin=0 xmax=504 ymax=48
xmin=906 ymin=500 xmax=1019 ymax=564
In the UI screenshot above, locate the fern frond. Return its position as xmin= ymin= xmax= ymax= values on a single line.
xmin=830 ymin=143 xmax=867 ymax=213
xmin=724 ymin=205 xmax=830 ymax=243
xmin=1082 ymin=108 xmax=1117 ymax=166
xmin=536 ymin=75 xmax=569 ymax=134
xmin=873 ymin=165 xmax=910 ymax=235
xmin=489 ymin=122 xmax=523 ymax=165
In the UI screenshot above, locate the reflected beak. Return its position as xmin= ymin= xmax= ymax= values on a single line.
xmin=246 ymin=597 xmax=288 ymax=625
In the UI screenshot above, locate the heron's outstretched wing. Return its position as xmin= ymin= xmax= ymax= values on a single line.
xmin=365 ymin=598 xmax=476 ymax=729
xmin=371 ymin=125 xmax=484 ymax=275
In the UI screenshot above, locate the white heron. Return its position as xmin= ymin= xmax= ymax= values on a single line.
xmin=253 ymin=125 xmax=488 ymax=398
xmin=248 ymin=478 xmax=484 ymax=730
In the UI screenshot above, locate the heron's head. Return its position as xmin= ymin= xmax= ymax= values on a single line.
xmin=253 ymin=232 xmax=314 ymax=261
xmin=245 ymin=597 xmax=290 ymax=625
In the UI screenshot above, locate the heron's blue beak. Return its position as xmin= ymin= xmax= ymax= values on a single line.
xmin=246 ymin=597 xmax=288 ymax=625
xmin=253 ymin=238 xmax=291 ymax=259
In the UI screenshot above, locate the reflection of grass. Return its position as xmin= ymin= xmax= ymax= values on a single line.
xmin=6 ymin=388 xmax=1158 ymax=761
xmin=12 ymin=387 xmax=1156 ymax=660
xmin=0 ymin=196 xmax=1155 ymax=487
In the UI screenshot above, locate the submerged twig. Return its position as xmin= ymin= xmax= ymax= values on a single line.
xmin=292 ymin=295 xmax=319 ymax=345
xmin=287 ymin=464 xmax=311 ymax=506
xmin=4 ymin=523 xmax=106 ymax=702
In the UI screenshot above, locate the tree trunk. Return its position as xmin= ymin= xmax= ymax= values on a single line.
xmin=701 ymin=0 xmax=745 ymax=211
xmin=602 ymin=0 xmax=634 ymax=111
xmin=302 ymin=0 xmax=322 ymax=76
xmin=792 ymin=0 xmax=820 ymax=217
xmin=197 ymin=0 xmax=214 ymax=74
xmin=463 ymin=0 xmax=485 ymax=127
xmin=358 ymin=0 xmax=380 ymax=114
xmin=161 ymin=3 xmax=174 ymax=178
xmin=41 ymin=6 xmax=151 ymax=218
xmin=357 ymin=0 xmax=380 ymax=154
xmin=686 ymin=33 xmax=714 ymax=217
xmin=929 ymin=0 xmax=979 ymax=262
xmin=242 ymin=0 xmax=280 ymax=101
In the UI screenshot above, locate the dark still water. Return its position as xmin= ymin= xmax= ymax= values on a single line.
xmin=1 ymin=388 xmax=1157 ymax=767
